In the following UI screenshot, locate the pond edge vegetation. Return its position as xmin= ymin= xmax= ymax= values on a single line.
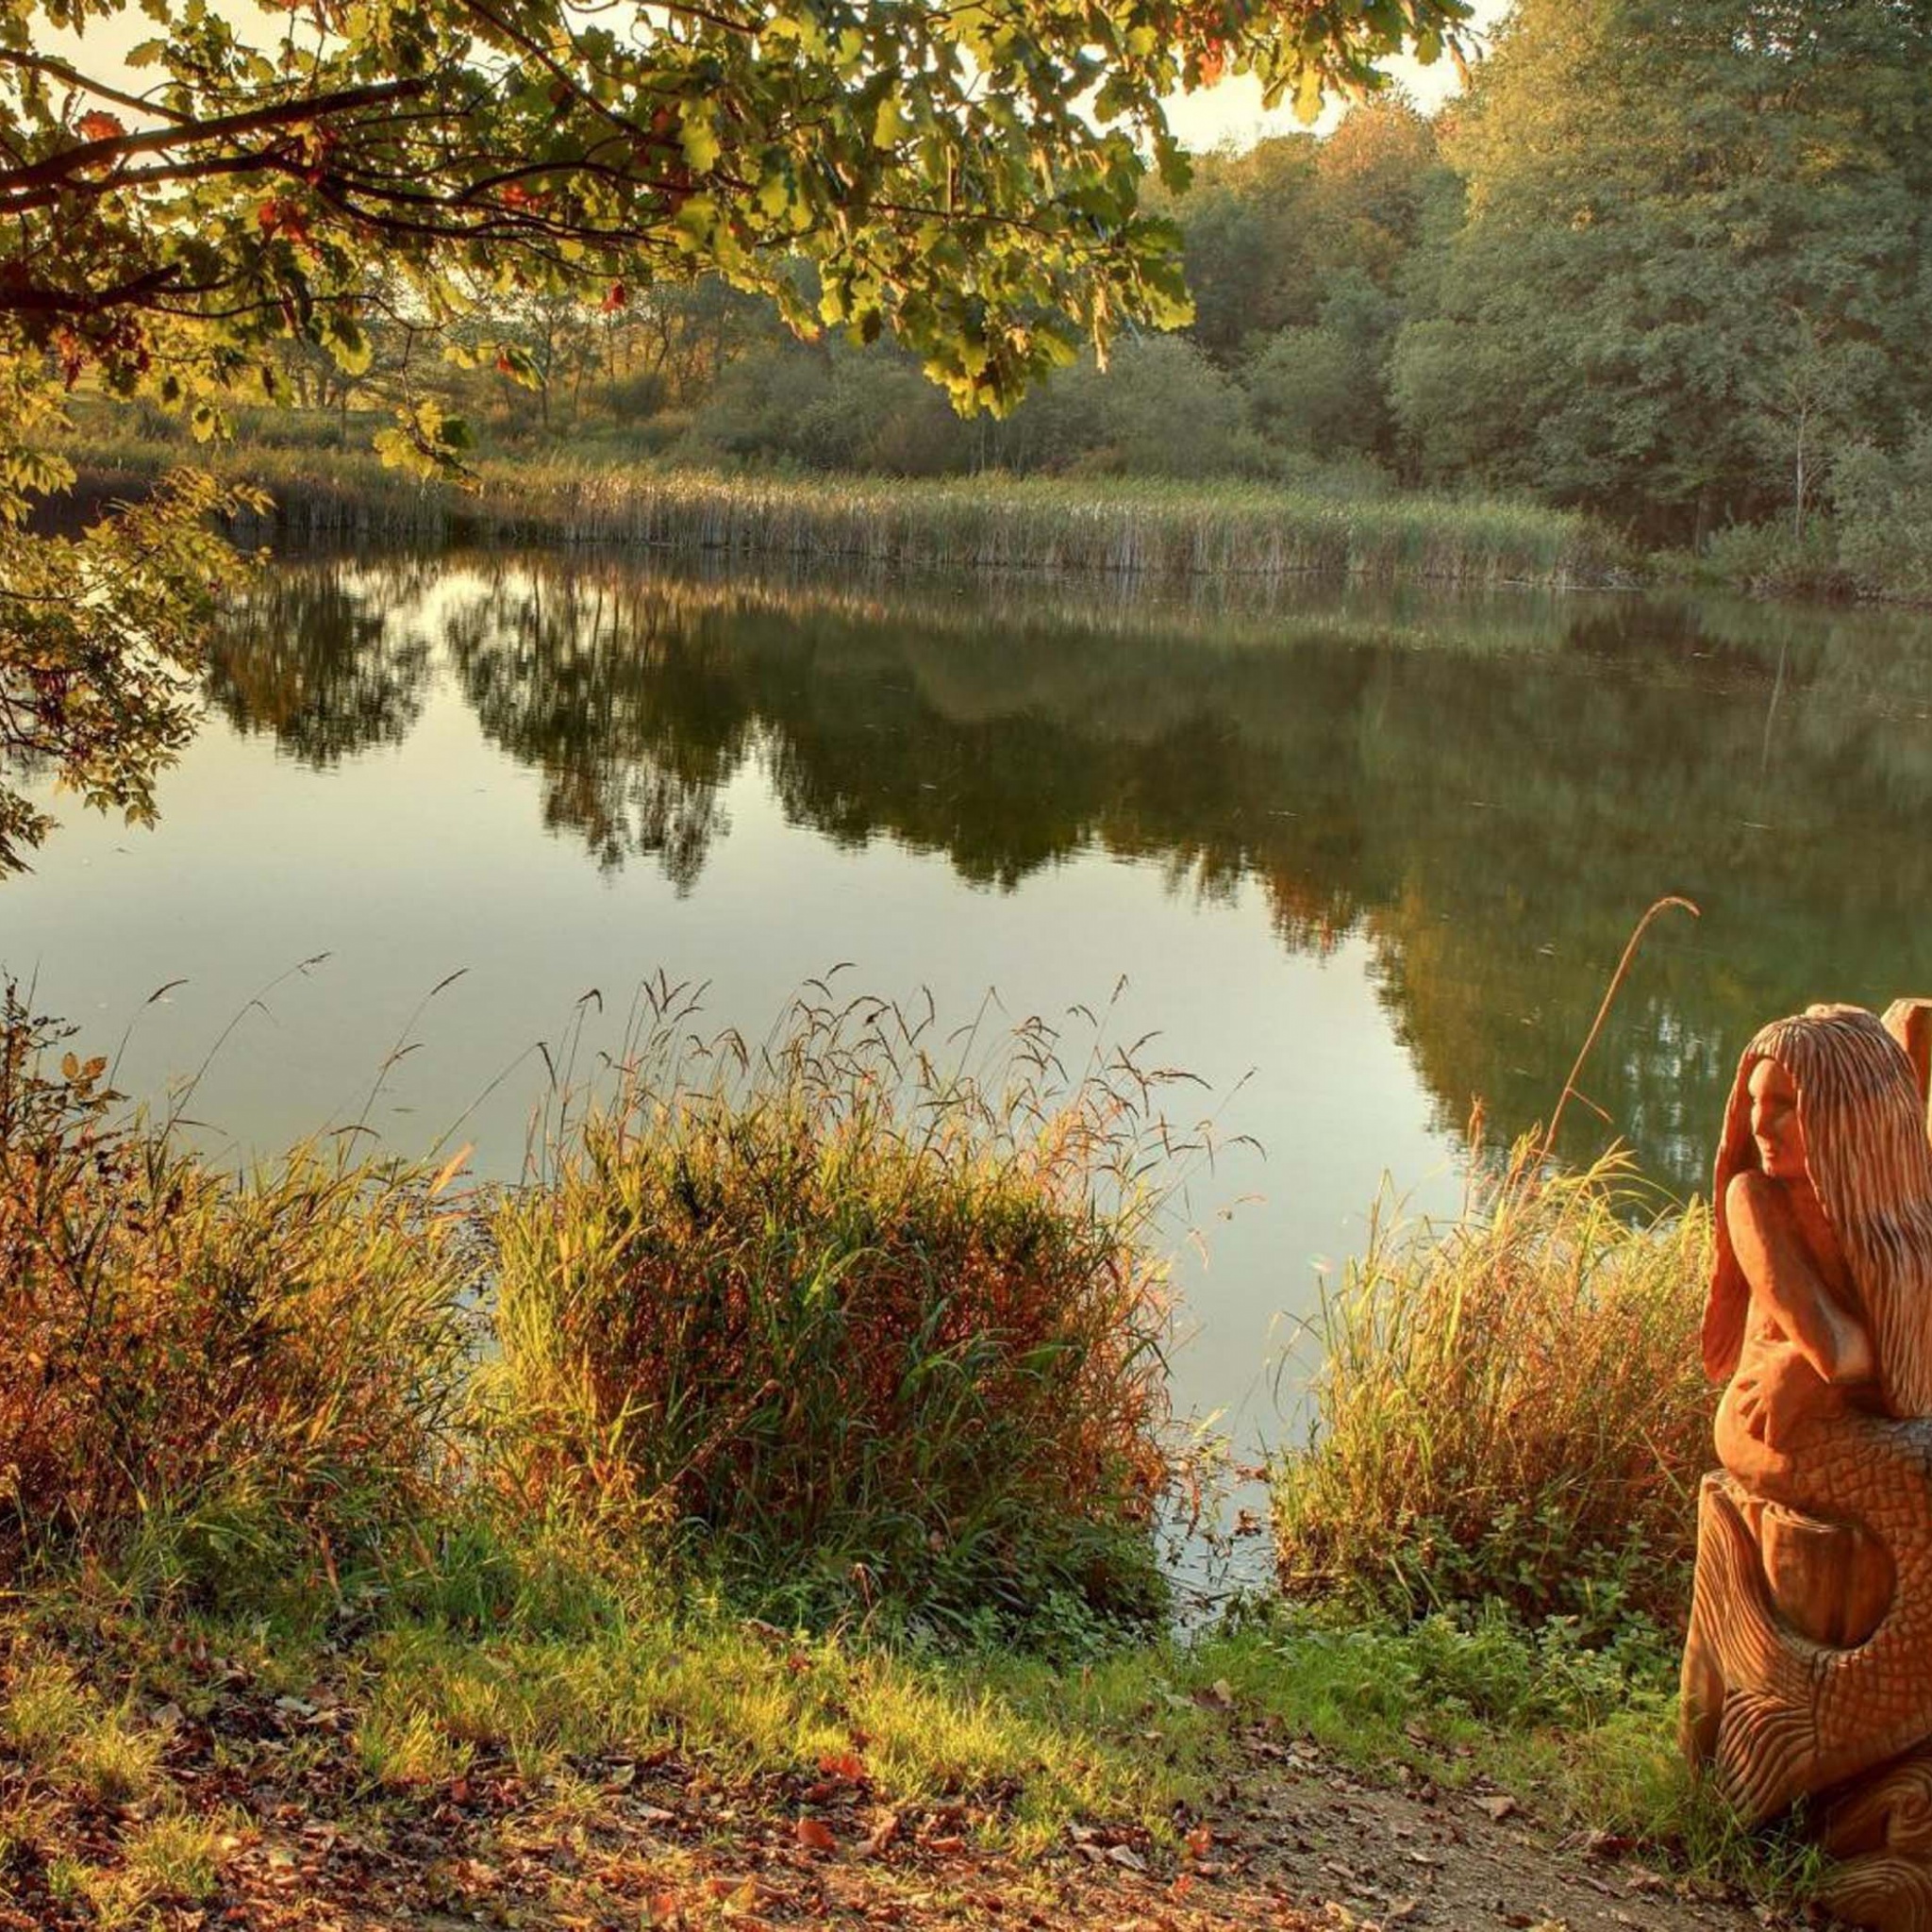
xmin=67 ymin=425 xmax=1932 ymax=607
xmin=70 ymin=438 xmax=1622 ymax=593
xmin=0 ymin=962 xmax=1798 ymax=1922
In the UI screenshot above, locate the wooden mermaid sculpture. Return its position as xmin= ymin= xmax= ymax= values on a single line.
xmin=1681 ymin=1003 xmax=1932 ymax=1931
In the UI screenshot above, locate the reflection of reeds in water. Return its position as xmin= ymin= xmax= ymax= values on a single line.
xmin=225 ymin=549 xmax=1621 ymax=708
xmin=74 ymin=438 xmax=1612 ymax=589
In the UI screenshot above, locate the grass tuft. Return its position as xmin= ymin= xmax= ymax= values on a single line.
xmin=1270 ymin=1136 xmax=1711 ymax=1629
xmin=483 ymin=982 xmax=1178 ymax=1634
xmin=0 ymin=981 xmax=477 ymax=1598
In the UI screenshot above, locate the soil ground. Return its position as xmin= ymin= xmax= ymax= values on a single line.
xmin=1203 ymin=1723 xmax=1798 ymax=1932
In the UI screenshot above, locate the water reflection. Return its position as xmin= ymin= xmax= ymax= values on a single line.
xmin=207 ymin=554 xmax=1932 ymax=1192
xmin=209 ymin=563 xmax=435 ymax=767
xmin=441 ymin=574 xmax=741 ymax=886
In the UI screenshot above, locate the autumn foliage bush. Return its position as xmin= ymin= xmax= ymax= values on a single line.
xmin=0 ymin=977 xmax=1180 ymax=1632
xmin=484 ymin=987 xmax=1177 ymax=1630
xmin=0 ymin=987 xmax=474 ymax=1591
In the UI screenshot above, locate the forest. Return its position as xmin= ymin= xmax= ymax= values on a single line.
xmin=118 ymin=0 xmax=1932 ymax=599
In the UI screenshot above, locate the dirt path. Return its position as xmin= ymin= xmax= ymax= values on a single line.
xmin=1182 ymin=1729 xmax=1792 ymax=1932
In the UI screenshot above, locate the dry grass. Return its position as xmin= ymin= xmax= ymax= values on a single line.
xmin=0 ymin=984 xmax=476 ymax=1595
xmin=483 ymin=979 xmax=1181 ymax=1633
xmin=1270 ymin=1138 xmax=1713 ymax=1629
xmin=69 ymin=436 xmax=1616 ymax=589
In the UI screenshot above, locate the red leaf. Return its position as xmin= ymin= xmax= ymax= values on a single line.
xmin=602 ymin=280 xmax=629 ymax=313
xmin=794 ymin=1816 xmax=837 ymax=1853
xmin=258 ymin=198 xmax=310 ymax=244
xmin=817 ymin=1751 xmax=868 ymax=1783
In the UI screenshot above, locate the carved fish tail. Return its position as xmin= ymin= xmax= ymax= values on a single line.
xmin=1816 ymin=1857 xmax=1932 ymax=1932
xmin=1811 ymin=1424 xmax=1932 ymax=1789
xmin=1717 ymin=1691 xmax=1824 ymax=1824
xmin=1688 ymin=1477 xmax=1821 ymax=1821
xmin=1697 ymin=1477 xmax=1814 ymax=1711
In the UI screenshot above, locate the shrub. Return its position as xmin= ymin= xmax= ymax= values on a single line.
xmin=484 ymin=988 xmax=1176 ymax=1631
xmin=1271 ymin=1139 xmax=1712 ymax=1631
xmin=1241 ymin=325 xmax=1381 ymax=458
xmin=0 ymin=986 xmax=475 ymax=1592
xmin=1694 ymin=517 xmax=1850 ymax=600
xmin=1832 ymin=425 xmax=1932 ymax=601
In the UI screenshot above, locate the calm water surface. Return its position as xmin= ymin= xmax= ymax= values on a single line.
xmin=9 ymin=551 xmax=1932 ymax=1453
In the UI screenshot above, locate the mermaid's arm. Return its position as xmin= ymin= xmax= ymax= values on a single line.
xmin=1725 ymin=1171 xmax=1875 ymax=1386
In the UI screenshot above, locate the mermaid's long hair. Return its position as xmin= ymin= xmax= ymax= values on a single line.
xmin=1705 ymin=1004 xmax=1932 ymax=1417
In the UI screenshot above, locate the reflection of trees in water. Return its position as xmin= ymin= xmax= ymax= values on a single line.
xmin=209 ymin=563 xmax=434 ymax=766
xmin=438 ymin=568 xmax=744 ymax=889
xmin=211 ymin=554 xmax=1932 ymax=1190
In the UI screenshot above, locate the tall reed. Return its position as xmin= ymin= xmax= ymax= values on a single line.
xmin=70 ymin=438 xmax=1616 ymax=589
xmin=483 ymin=984 xmax=1178 ymax=1630
xmin=1271 ymin=1139 xmax=1712 ymax=1630
xmin=0 ymin=985 xmax=475 ymax=1593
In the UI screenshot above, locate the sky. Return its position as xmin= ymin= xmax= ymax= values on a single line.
xmin=1164 ymin=0 xmax=1508 ymax=150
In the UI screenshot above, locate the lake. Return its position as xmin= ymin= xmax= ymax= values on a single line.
xmin=8 ymin=549 xmax=1932 ymax=1460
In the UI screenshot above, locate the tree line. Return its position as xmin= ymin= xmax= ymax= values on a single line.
xmin=190 ymin=0 xmax=1932 ymax=591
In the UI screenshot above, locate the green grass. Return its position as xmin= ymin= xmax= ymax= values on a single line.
xmin=0 ymin=1545 xmax=1808 ymax=1925
xmin=1271 ymin=1138 xmax=1713 ymax=1630
xmin=67 ymin=429 xmax=1617 ymax=589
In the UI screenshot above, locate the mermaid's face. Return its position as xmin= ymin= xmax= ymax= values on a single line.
xmin=1747 ymin=1057 xmax=1809 ymax=1183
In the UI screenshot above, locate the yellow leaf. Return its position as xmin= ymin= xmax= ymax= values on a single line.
xmin=873 ymin=93 xmax=909 ymax=149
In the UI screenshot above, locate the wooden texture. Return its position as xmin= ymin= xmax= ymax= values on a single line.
xmin=1681 ymin=1004 xmax=1932 ymax=1930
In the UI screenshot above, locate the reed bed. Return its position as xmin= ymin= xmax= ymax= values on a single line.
xmin=483 ymin=982 xmax=1177 ymax=1632
xmin=0 ymin=986 xmax=475 ymax=1593
xmin=1271 ymin=1139 xmax=1713 ymax=1631
xmin=69 ymin=437 xmax=1614 ymax=589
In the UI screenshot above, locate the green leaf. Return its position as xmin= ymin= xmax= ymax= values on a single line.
xmin=873 ymin=92 xmax=910 ymax=150
xmin=679 ymin=102 xmax=722 ymax=175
